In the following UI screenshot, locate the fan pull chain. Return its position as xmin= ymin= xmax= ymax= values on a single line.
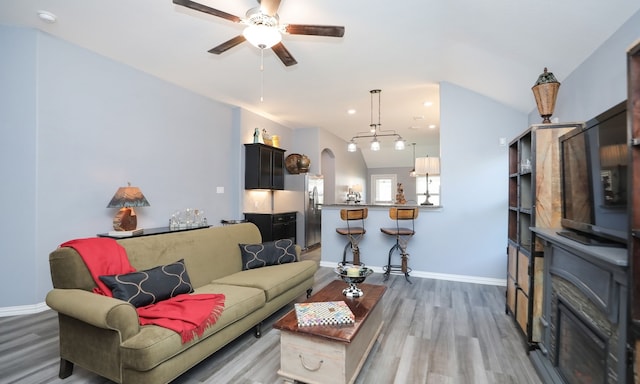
xmin=260 ymin=49 xmax=265 ymax=102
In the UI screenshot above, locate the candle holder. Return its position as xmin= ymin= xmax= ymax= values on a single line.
xmin=334 ymin=262 xmax=373 ymax=298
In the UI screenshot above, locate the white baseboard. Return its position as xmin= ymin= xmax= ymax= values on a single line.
xmin=320 ymin=261 xmax=507 ymax=287
xmin=0 ymin=302 xmax=50 ymax=317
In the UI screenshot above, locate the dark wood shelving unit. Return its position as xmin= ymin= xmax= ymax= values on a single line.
xmin=627 ymin=39 xmax=640 ymax=383
xmin=506 ymin=122 xmax=583 ymax=349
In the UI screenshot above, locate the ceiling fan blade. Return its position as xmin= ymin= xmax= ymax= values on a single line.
xmin=272 ymin=42 xmax=297 ymax=67
xmin=284 ymin=24 xmax=345 ymax=37
xmin=173 ymin=0 xmax=241 ymax=23
xmin=259 ymin=0 xmax=282 ymax=16
xmin=208 ymin=35 xmax=246 ymax=54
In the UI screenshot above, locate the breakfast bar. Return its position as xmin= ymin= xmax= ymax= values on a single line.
xmin=321 ymin=204 xmax=442 ymax=276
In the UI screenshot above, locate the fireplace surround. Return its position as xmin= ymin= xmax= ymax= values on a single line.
xmin=530 ymin=228 xmax=629 ymax=384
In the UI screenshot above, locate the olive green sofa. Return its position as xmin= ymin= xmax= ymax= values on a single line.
xmin=45 ymin=223 xmax=318 ymax=384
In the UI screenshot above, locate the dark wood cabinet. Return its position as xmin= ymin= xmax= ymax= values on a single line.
xmin=244 ymin=143 xmax=285 ymax=190
xmin=627 ymin=39 xmax=640 ymax=383
xmin=506 ymin=122 xmax=582 ymax=349
xmin=244 ymin=212 xmax=297 ymax=243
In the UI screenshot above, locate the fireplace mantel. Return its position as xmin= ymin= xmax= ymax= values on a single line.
xmin=530 ymin=227 xmax=629 ymax=384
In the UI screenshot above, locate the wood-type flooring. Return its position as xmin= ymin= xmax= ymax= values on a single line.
xmin=0 ymin=248 xmax=541 ymax=384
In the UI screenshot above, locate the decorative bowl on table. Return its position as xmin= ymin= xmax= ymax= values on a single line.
xmin=334 ymin=262 xmax=373 ymax=298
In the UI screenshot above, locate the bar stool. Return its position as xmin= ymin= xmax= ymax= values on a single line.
xmin=335 ymin=208 xmax=368 ymax=265
xmin=380 ymin=207 xmax=419 ymax=283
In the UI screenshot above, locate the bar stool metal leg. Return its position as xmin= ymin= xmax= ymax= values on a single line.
xmin=342 ymin=240 xmax=361 ymax=265
xmin=380 ymin=207 xmax=418 ymax=284
xmin=383 ymin=238 xmax=412 ymax=283
xmin=336 ymin=208 xmax=367 ymax=266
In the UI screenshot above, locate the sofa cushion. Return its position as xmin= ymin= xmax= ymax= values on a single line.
xmin=238 ymin=238 xmax=297 ymax=270
xmin=120 ymin=284 xmax=265 ymax=371
xmin=99 ymin=259 xmax=193 ymax=307
xmin=211 ymin=260 xmax=318 ymax=302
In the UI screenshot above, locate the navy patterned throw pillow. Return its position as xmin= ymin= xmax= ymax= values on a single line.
xmin=239 ymin=238 xmax=297 ymax=270
xmin=99 ymin=259 xmax=194 ymax=307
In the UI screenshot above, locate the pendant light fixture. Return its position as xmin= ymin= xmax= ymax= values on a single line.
xmin=409 ymin=143 xmax=417 ymax=177
xmin=347 ymin=90 xmax=406 ymax=152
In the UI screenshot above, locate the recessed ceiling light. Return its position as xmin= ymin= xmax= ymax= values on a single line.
xmin=347 ymin=109 xmax=356 ymax=115
xmin=37 ymin=10 xmax=57 ymax=23
xmin=413 ymin=116 xmax=425 ymax=121
xmin=428 ymin=124 xmax=437 ymax=129
xmin=423 ymin=101 xmax=433 ymax=107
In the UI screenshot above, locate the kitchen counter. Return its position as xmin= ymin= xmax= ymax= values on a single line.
xmin=323 ymin=203 xmax=442 ymax=210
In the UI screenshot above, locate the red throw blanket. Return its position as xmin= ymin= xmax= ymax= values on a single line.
xmin=61 ymin=238 xmax=225 ymax=343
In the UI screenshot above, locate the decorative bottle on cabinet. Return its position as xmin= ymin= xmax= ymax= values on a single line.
xmin=506 ymin=121 xmax=583 ymax=350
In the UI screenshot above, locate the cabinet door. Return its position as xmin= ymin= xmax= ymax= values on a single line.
xmin=259 ymin=147 xmax=272 ymax=188
xmin=517 ymin=250 xmax=529 ymax=293
xmin=272 ymin=213 xmax=296 ymax=242
xmin=245 ymin=144 xmax=285 ymax=190
xmin=271 ymin=150 xmax=284 ymax=189
xmin=516 ymin=288 xmax=529 ymax=334
xmin=244 ymin=214 xmax=273 ymax=242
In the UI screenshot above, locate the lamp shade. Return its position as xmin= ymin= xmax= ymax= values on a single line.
xmin=415 ymin=157 xmax=440 ymax=175
xmin=107 ymin=185 xmax=150 ymax=208
xmin=600 ymin=144 xmax=628 ymax=167
xmin=243 ymin=24 xmax=282 ymax=49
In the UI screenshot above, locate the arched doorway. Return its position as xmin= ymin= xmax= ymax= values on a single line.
xmin=321 ymin=148 xmax=335 ymax=204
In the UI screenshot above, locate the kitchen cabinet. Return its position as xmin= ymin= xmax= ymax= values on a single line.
xmin=245 ymin=143 xmax=285 ymax=190
xmin=244 ymin=212 xmax=297 ymax=243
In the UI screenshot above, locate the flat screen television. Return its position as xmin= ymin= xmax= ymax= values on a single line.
xmin=558 ymin=100 xmax=628 ymax=247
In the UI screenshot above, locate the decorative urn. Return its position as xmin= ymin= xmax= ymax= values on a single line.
xmin=532 ymin=67 xmax=561 ymax=123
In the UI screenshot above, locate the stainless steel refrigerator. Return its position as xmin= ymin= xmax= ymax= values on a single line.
xmin=303 ymin=174 xmax=323 ymax=249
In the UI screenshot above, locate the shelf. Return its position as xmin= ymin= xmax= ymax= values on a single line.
xmin=506 ymin=122 xmax=582 ymax=348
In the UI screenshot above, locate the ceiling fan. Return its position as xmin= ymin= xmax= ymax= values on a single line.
xmin=173 ymin=0 xmax=345 ymax=66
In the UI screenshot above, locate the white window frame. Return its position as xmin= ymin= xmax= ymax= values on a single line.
xmin=371 ymin=174 xmax=397 ymax=204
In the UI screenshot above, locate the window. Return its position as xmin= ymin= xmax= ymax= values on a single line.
xmin=416 ymin=175 xmax=440 ymax=205
xmin=371 ymin=174 xmax=397 ymax=204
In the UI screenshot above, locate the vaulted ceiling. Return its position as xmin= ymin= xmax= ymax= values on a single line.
xmin=1 ymin=0 xmax=639 ymax=168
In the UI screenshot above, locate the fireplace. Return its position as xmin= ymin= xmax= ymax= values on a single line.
xmin=528 ymin=229 xmax=629 ymax=384
xmin=546 ymin=266 xmax=625 ymax=384
xmin=556 ymin=299 xmax=608 ymax=384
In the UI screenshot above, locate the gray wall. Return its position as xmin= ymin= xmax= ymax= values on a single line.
xmin=0 ymin=26 xmax=39 ymax=307
xmin=528 ymin=11 xmax=640 ymax=124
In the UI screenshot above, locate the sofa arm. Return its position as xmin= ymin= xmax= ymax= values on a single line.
xmin=46 ymin=289 xmax=140 ymax=341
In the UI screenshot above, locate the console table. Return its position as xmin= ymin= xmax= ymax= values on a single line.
xmin=97 ymin=225 xmax=210 ymax=239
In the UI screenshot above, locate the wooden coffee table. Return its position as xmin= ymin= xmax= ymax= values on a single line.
xmin=273 ymin=280 xmax=386 ymax=384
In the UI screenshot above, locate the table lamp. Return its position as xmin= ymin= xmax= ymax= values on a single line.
xmin=415 ymin=156 xmax=440 ymax=205
xmin=107 ymin=183 xmax=150 ymax=231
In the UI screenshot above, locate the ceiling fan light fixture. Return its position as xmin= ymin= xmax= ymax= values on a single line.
xmin=347 ymin=140 xmax=357 ymax=152
xmin=395 ymin=137 xmax=406 ymax=150
xmin=243 ymin=24 xmax=282 ymax=49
